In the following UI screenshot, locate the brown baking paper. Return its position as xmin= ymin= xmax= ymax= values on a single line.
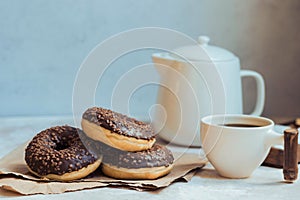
xmin=0 ymin=143 xmax=206 ymax=195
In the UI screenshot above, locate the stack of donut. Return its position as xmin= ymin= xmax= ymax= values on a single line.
xmin=81 ymin=107 xmax=174 ymax=180
xmin=25 ymin=107 xmax=174 ymax=181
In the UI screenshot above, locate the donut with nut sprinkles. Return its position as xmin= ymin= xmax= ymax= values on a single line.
xmin=25 ymin=125 xmax=102 ymax=181
xmin=82 ymin=107 xmax=157 ymax=152
xmin=81 ymin=136 xmax=174 ymax=180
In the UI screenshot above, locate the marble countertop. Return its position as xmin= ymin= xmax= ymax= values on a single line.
xmin=0 ymin=116 xmax=300 ymax=200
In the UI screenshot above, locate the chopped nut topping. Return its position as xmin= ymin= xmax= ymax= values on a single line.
xmin=25 ymin=126 xmax=98 ymax=176
xmin=82 ymin=107 xmax=156 ymax=139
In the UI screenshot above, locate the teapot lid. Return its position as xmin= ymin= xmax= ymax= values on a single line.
xmin=172 ymin=36 xmax=236 ymax=62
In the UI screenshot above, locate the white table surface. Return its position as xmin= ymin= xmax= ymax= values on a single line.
xmin=0 ymin=116 xmax=300 ymax=200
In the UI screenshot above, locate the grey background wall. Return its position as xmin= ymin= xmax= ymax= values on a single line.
xmin=0 ymin=0 xmax=299 ymax=119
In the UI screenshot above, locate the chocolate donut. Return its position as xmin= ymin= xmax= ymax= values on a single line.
xmin=102 ymin=144 xmax=174 ymax=179
xmin=81 ymin=107 xmax=157 ymax=152
xmin=25 ymin=126 xmax=102 ymax=181
xmin=94 ymin=140 xmax=174 ymax=179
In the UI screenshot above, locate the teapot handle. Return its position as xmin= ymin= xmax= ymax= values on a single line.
xmin=240 ymin=70 xmax=265 ymax=116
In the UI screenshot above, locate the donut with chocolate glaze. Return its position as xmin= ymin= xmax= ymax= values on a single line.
xmin=82 ymin=107 xmax=157 ymax=152
xmin=96 ymin=141 xmax=174 ymax=180
xmin=25 ymin=126 xmax=102 ymax=181
xmin=102 ymin=144 xmax=174 ymax=179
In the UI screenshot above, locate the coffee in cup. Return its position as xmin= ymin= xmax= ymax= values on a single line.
xmin=200 ymin=114 xmax=298 ymax=180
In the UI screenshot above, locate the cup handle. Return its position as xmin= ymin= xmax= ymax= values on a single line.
xmin=240 ymin=70 xmax=265 ymax=116
xmin=283 ymin=128 xmax=299 ymax=182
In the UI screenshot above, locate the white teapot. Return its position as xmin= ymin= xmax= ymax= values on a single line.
xmin=152 ymin=36 xmax=265 ymax=146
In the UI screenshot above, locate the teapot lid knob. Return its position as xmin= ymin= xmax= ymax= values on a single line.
xmin=198 ymin=36 xmax=210 ymax=46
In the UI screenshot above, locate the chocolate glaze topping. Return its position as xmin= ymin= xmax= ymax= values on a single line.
xmin=25 ymin=126 xmax=98 ymax=176
xmin=82 ymin=136 xmax=174 ymax=169
xmin=82 ymin=107 xmax=156 ymax=140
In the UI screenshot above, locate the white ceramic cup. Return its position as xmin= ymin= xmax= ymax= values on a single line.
xmin=200 ymin=114 xmax=295 ymax=179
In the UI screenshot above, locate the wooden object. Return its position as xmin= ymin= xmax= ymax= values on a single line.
xmin=283 ymin=129 xmax=298 ymax=182
xmin=263 ymin=119 xmax=300 ymax=168
xmin=263 ymin=147 xmax=300 ymax=168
